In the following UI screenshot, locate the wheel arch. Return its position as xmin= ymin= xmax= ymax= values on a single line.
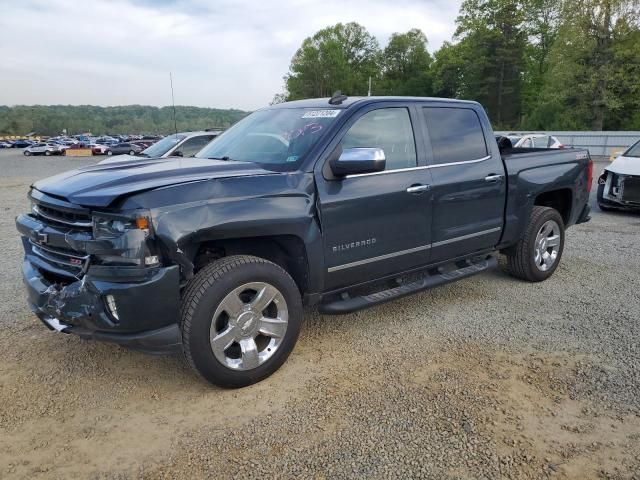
xmin=188 ymin=235 xmax=312 ymax=296
xmin=533 ymin=188 xmax=572 ymax=225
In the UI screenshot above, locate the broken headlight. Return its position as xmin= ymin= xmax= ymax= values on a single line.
xmin=92 ymin=210 xmax=152 ymax=239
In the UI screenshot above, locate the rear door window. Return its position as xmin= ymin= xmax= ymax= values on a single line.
xmin=423 ymin=107 xmax=487 ymax=164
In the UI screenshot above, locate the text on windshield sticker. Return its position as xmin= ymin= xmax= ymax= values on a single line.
xmin=302 ymin=109 xmax=341 ymax=119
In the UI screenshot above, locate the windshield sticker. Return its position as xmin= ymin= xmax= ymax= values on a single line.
xmin=302 ymin=109 xmax=341 ymax=119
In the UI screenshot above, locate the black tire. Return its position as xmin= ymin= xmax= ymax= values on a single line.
xmin=107 ymin=150 xmax=113 ymax=156
xmin=45 ymin=150 xmax=51 ymax=156
xmin=506 ymin=206 xmax=565 ymax=282
xmin=181 ymin=255 xmax=302 ymax=388
xmin=24 ymin=150 xmax=30 ymax=156
xmin=129 ymin=150 xmax=135 ymax=156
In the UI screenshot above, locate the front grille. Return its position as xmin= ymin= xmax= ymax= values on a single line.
xmin=29 ymin=196 xmax=93 ymax=277
xmin=622 ymin=177 xmax=640 ymax=203
xmin=30 ymin=240 xmax=90 ymax=275
xmin=32 ymin=203 xmax=92 ymax=229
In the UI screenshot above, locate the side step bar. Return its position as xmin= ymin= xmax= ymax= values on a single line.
xmin=319 ymin=256 xmax=497 ymax=315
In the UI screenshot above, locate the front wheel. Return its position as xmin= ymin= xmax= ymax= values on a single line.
xmin=181 ymin=255 xmax=302 ymax=388
xmin=24 ymin=150 xmax=31 ymax=156
xmin=106 ymin=150 xmax=113 ymax=156
xmin=129 ymin=150 xmax=135 ymax=156
xmin=45 ymin=150 xmax=51 ymax=156
xmin=505 ymin=206 xmax=565 ymax=282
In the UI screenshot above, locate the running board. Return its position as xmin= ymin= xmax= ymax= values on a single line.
xmin=318 ymin=256 xmax=497 ymax=315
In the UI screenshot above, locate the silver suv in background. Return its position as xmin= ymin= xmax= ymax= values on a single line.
xmin=100 ymin=131 xmax=221 ymax=163
xmin=23 ymin=143 xmax=67 ymax=156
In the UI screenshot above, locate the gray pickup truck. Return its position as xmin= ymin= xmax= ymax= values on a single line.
xmin=16 ymin=96 xmax=592 ymax=387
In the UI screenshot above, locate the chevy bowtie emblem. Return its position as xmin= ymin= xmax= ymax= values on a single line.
xmin=30 ymin=230 xmax=48 ymax=244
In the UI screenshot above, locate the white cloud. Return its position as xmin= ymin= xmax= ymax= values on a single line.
xmin=0 ymin=0 xmax=462 ymax=110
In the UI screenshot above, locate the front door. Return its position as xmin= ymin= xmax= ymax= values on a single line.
xmin=315 ymin=105 xmax=433 ymax=291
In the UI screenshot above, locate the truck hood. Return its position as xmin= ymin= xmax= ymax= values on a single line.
xmin=32 ymin=157 xmax=276 ymax=207
xmin=607 ymin=155 xmax=640 ymax=176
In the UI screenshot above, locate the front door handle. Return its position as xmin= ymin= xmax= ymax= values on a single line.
xmin=406 ymin=184 xmax=430 ymax=194
xmin=484 ymin=174 xmax=504 ymax=183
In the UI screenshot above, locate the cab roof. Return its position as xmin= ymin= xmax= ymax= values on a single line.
xmin=267 ymin=96 xmax=480 ymax=110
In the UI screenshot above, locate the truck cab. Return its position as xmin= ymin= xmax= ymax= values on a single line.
xmin=16 ymin=96 xmax=592 ymax=387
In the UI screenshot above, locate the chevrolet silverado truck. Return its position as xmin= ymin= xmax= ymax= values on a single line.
xmin=16 ymin=96 xmax=593 ymax=387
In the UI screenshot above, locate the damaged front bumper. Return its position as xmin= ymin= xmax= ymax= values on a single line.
xmin=17 ymin=211 xmax=183 ymax=354
xmin=22 ymin=258 xmax=182 ymax=354
xmin=599 ymin=171 xmax=640 ymax=210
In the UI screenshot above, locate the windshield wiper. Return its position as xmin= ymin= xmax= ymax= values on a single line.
xmin=208 ymin=156 xmax=231 ymax=161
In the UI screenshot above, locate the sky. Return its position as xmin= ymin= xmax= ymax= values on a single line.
xmin=0 ymin=0 xmax=462 ymax=110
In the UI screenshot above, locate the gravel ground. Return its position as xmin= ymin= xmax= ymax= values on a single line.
xmin=0 ymin=149 xmax=639 ymax=479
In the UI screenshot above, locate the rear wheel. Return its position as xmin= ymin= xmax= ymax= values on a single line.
xmin=506 ymin=206 xmax=565 ymax=282
xmin=129 ymin=150 xmax=135 ymax=155
xmin=107 ymin=150 xmax=113 ymax=156
xmin=181 ymin=255 xmax=302 ymax=388
xmin=45 ymin=150 xmax=51 ymax=156
xmin=24 ymin=150 xmax=31 ymax=156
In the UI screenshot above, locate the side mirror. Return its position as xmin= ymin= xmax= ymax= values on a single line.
xmin=330 ymin=148 xmax=386 ymax=177
xmin=173 ymin=150 xmax=183 ymax=157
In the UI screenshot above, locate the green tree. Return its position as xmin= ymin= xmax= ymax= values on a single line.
xmin=0 ymin=105 xmax=248 ymax=136
xmin=284 ymin=22 xmax=381 ymax=99
xmin=454 ymin=0 xmax=527 ymax=128
xmin=431 ymin=41 xmax=467 ymax=98
xmin=520 ymin=0 xmax=561 ymax=125
xmin=531 ymin=0 xmax=640 ymax=130
xmin=379 ymin=29 xmax=433 ymax=96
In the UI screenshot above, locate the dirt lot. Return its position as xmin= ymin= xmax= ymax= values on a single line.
xmin=0 ymin=149 xmax=639 ymax=479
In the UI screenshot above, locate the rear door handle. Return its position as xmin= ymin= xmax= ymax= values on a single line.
xmin=406 ymin=184 xmax=430 ymax=194
xmin=484 ymin=174 xmax=504 ymax=183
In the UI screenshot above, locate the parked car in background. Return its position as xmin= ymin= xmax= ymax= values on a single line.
xmin=598 ymin=139 xmax=640 ymax=211
xmin=130 ymin=140 xmax=154 ymax=149
xmin=100 ymin=131 xmax=221 ymax=163
xmin=0 ymin=141 xmax=13 ymax=148
xmin=105 ymin=142 xmax=144 ymax=156
xmin=507 ymin=134 xmax=564 ymax=149
xmin=23 ymin=143 xmax=66 ymax=156
xmin=11 ymin=139 xmax=34 ymax=148
xmin=89 ymin=143 xmax=110 ymax=155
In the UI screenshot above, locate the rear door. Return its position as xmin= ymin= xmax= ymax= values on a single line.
xmin=315 ymin=103 xmax=433 ymax=291
xmin=422 ymin=106 xmax=506 ymax=263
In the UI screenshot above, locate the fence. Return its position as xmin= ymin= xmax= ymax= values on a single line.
xmin=495 ymin=131 xmax=640 ymax=157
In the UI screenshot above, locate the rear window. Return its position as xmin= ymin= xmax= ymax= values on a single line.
xmin=423 ymin=107 xmax=488 ymax=164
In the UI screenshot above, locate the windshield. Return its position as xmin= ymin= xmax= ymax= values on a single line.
xmin=195 ymin=107 xmax=341 ymax=167
xmin=624 ymin=139 xmax=640 ymax=157
xmin=141 ymin=134 xmax=185 ymax=157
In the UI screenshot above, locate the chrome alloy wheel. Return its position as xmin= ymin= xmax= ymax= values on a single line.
xmin=534 ymin=219 xmax=561 ymax=272
xmin=209 ymin=282 xmax=288 ymax=371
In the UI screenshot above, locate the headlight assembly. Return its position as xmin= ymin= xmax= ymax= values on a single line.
xmin=92 ymin=210 xmax=152 ymax=239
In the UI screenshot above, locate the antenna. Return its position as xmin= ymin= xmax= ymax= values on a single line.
xmin=368 ymin=76 xmax=372 ymax=96
xmin=329 ymin=91 xmax=348 ymax=105
xmin=169 ymin=72 xmax=178 ymax=136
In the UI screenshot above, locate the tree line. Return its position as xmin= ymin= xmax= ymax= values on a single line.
xmin=0 ymin=105 xmax=248 ymax=136
xmin=277 ymin=0 xmax=640 ymax=131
